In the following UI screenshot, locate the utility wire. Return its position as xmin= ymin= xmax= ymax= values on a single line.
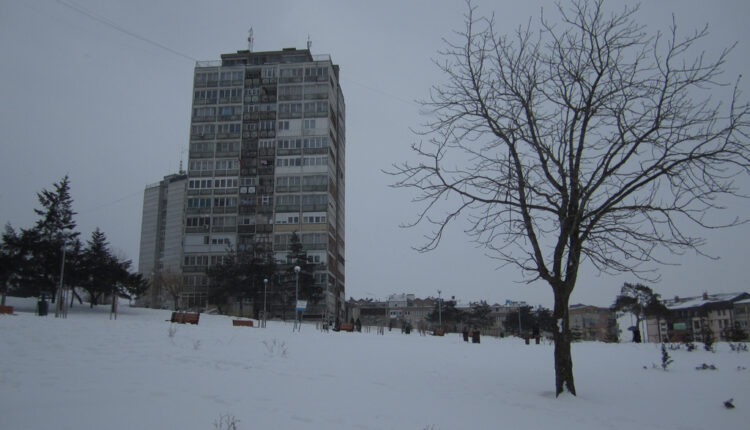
xmin=56 ymin=0 xmax=197 ymax=62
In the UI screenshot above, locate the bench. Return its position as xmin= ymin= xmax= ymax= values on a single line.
xmin=170 ymin=312 xmax=199 ymax=324
xmin=337 ymin=323 xmax=354 ymax=332
xmin=232 ymin=319 xmax=254 ymax=327
xmin=0 ymin=305 xmax=13 ymax=314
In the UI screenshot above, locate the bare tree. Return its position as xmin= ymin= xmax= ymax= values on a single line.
xmin=389 ymin=0 xmax=750 ymax=396
xmin=156 ymin=268 xmax=184 ymax=311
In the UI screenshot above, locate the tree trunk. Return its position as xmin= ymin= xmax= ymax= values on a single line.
xmin=553 ymin=288 xmax=576 ymax=396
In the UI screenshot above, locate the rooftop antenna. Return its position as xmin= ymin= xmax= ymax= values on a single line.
xmin=306 ymin=34 xmax=312 ymax=51
xmin=247 ymin=27 xmax=254 ymax=52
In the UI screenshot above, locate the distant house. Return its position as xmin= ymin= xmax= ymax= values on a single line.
xmin=346 ymin=295 xmax=436 ymax=329
xmin=568 ymin=304 xmax=618 ymax=342
xmin=644 ymin=292 xmax=750 ymax=343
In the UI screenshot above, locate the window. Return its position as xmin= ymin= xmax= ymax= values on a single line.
xmin=276 ymin=157 xmax=302 ymax=167
xmin=215 ymin=159 xmax=239 ymax=170
xmin=259 ymin=140 xmax=275 ymax=149
xmin=187 ymin=198 xmax=211 ymax=208
xmin=186 ymin=217 xmax=210 ymax=227
xmin=304 ymin=102 xmax=327 ymax=116
xmin=278 ymin=139 xmax=303 ymax=150
xmin=303 ymin=214 xmax=326 ymax=224
xmin=279 ymin=103 xmax=303 ymax=118
xmin=213 ymin=197 xmax=238 ymax=208
xmin=262 ymin=67 xmax=276 ymax=78
xmin=275 ymin=195 xmax=300 ymax=206
xmin=303 ymin=137 xmax=328 ymax=149
xmin=184 ymin=255 xmax=210 ymax=267
xmin=216 ymin=142 xmax=240 ymax=153
xmin=303 ymin=156 xmax=327 ymax=166
xmin=213 ymin=177 xmax=238 ymax=189
xmin=275 ymin=215 xmax=299 ymax=225
xmin=302 ymin=194 xmax=327 ymax=206
xmin=189 ymin=159 xmax=213 ymax=172
xmin=191 ymin=124 xmax=215 ymax=137
xmin=260 ymin=120 xmax=275 ymax=130
xmin=276 ymin=176 xmax=301 ymax=188
xmin=304 ymin=119 xmax=316 ymax=129
xmin=278 ymin=120 xmax=290 ymax=130
xmin=190 ymin=142 xmax=214 ymax=153
xmin=279 ymin=85 xmax=303 ymax=100
xmin=303 ymin=175 xmax=327 ymax=186
xmin=240 ymin=177 xmax=257 ymax=187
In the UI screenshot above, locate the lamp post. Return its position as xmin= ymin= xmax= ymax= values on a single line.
xmin=263 ymin=278 xmax=268 ymax=328
xmin=55 ymin=239 xmax=68 ymax=319
xmin=294 ymin=265 xmax=301 ymax=331
xmin=437 ymin=289 xmax=442 ymax=329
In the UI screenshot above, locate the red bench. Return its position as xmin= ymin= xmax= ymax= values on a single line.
xmin=232 ymin=320 xmax=254 ymax=327
xmin=0 ymin=305 xmax=13 ymax=314
xmin=171 ymin=312 xmax=199 ymax=324
xmin=337 ymin=323 xmax=354 ymax=332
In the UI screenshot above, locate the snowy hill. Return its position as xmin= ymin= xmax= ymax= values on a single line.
xmin=0 ymin=297 xmax=748 ymax=429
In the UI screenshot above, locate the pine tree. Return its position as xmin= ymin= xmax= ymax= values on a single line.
xmin=22 ymin=176 xmax=80 ymax=300
xmin=611 ymin=283 xmax=669 ymax=343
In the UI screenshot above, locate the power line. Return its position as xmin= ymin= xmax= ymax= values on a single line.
xmin=56 ymin=0 xmax=197 ymax=62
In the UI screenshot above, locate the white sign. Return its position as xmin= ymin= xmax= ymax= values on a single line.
xmin=296 ymin=300 xmax=307 ymax=311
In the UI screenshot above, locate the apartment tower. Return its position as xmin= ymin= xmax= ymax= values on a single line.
xmin=183 ymin=47 xmax=346 ymax=319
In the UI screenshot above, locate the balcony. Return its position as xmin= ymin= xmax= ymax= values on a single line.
xmin=302 ymin=204 xmax=327 ymax=212
xmin=192 ymin=115 xmax=216 ymax=123
xmin=275 ymin=204 xmax=300 ymax=212
xmin=217 ymin=114 xmax=242 ymax=122
xmin=237 ymin=225 xmax=255 ymax=234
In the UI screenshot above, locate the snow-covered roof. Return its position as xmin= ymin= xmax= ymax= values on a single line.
xmin=664 ymin=293 xmax=748 ymax=310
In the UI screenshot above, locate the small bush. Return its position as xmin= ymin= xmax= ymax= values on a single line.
xmin=661 ymin=343 xmax=673 ymax=371
xmin=262 ymin=339 xmax=288 ymax=358
xmin=695 ymin=363 xmax=717 ymax=370
xmin=214 ymin=413 xmax=240 ymax=430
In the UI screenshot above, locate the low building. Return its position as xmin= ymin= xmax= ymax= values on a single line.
xmin=569 ymin=304 xmax=618 ymax=342
xmin=645 ymin=292 xmax=750 ymax=342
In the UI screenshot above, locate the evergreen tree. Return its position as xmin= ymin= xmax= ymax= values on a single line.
xmin=286 ymin=232 xmax=320 ymax=308
xmin=20 ymin=176 xmax=80 ymax=300
xmin=206 ymin=252 xmax=239 ymax=314
xmin=426 ymin=298 xmax=464 ymax=330
xmin=504 ymin=306 xmax=535 ymax=336
xmin=611 ymin=283 xmax=669 ymax=343
xmin=466 ymin=301 xmax=493 ymax=329
xmin=0 ymin=224 xmax=22 ymax=305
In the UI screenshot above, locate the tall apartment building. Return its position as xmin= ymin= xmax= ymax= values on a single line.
xmin=183 ymin=47 xmax=346 ymax=319
xmin=137 ymin=173 xmax=188 ymax=308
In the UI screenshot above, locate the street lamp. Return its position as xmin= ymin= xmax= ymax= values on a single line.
xmin=294 ymin=265 xmax=301 ymax=331
xmin=437 ymin=289 xmax=442 ymax=329
xmin=55 ymin=238 xmax=68 ymax=319
xmin=263 ymin=278 xmax=268 ymax=328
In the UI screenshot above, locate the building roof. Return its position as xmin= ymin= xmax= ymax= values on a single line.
xmin=663 ymin=292 xmax=749 ymax=310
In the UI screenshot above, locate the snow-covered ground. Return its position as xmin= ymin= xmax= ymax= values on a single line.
xmin=1 ymin=297 xmax=748 ymax=430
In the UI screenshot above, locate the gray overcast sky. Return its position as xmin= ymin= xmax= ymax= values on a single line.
xmin=1 ymin=0 xmax=749 ymax=308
